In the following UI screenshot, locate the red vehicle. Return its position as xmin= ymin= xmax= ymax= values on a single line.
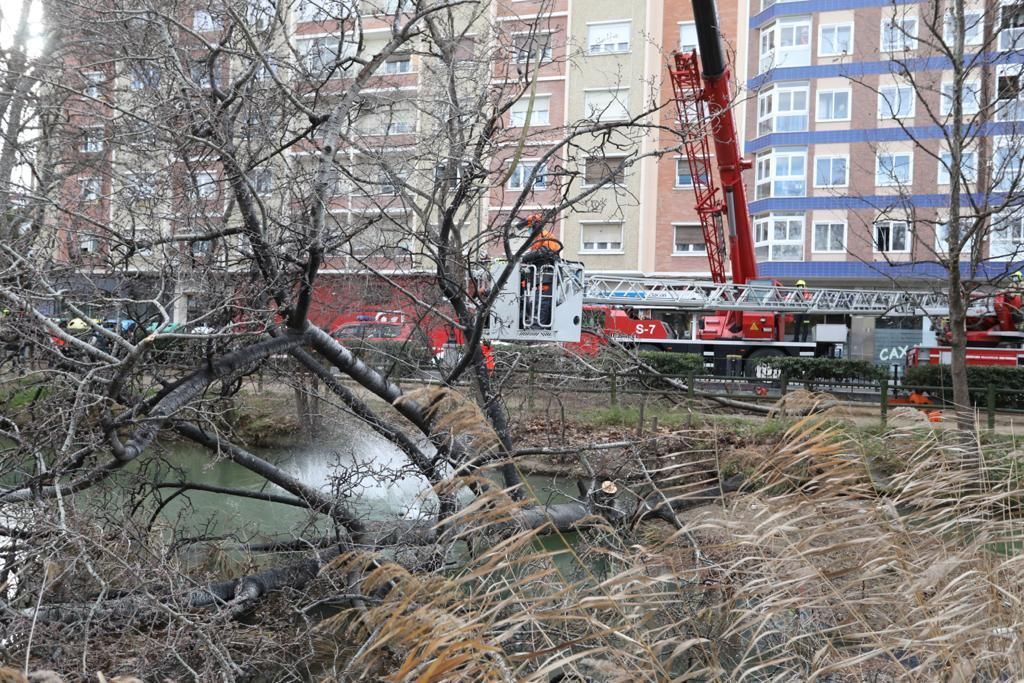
xmin=908 ymin=346 xmax=1024 ymax=368
xmin=328 ymin=310 xmax=494 ymax=370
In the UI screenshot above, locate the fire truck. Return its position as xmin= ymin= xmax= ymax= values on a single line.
xmin=486 ymin=0 xmax=956 ymax=373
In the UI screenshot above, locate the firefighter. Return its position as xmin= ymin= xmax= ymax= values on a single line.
xmin=1010 ymin=271 xmax=1024 ymax=331
xmin=792 ymin=279 xmax=812 ymax=343
xmin=519 ymin=214 xmax=563 ymax=328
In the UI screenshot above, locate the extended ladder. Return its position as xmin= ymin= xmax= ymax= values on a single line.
xmin=669 ymin=51 xmax=728 ymax=284
xmin=582 ymin=276 xmax=954 ymax=316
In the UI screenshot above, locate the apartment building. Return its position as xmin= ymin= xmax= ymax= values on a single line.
xmin=744 ymin=0 xmax=1024 ymax=287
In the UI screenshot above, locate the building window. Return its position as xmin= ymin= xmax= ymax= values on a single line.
xmin=813 ymin=221 xmax=846 ymax=252
xmin=758 ymin=17 xmax=811 ymax=73
xmin=193 ymin=9 xmax=221 ymax=31
xmin=83 ymin=71 xmax=104 ymax=98
xmin=191 ymin=171 xmax=218 ymax=199
xmin=675 ymin=157 xmax=709 ymax=188
xmin=250 ymin=168 xmax=273 ymax=195
xmin=944 ymin=10 xmax=983 ymax=46
xmin=298 ymin=37 xmax=342 ymax=77
xmin=383 ymin=54 xmax=412 ymax=74
xmin=881 ymin=16 xmax=918 ymax=51
xmin=190 ymin=62 xmax=213 ymax=88
xmin=679 ymin=22 xmax=699 ymax=53
xmin=584 ymin=156 xmax=626 ymax=185
xmin=129 ymin=64 xmax=160 ymax=91
xmin=78 ymin=234 xmax=99 ymax=255
xmin=941 ymin=81 xmax=981 ymax=115
xmin=996 ymin=70 xmax=1024 ymax=121
xmin=512 ymin=32 xmax=553 ymax=64
xmin=757 ymin=83 xmax=809 ymax=135
xmin=994 ymin=142 xmax=1024 ymax=191
xmin=80 ymin=177 xmax=102 ymax=202
xmin=818 ymin=23 xmax=853 ymax=56
xmin=754 ymin=213 xmax=804 ymax=261
xmin=583 ymin=88 xmax=629 ymax=121
xmin=938 ymin=150 xmax=978 ymax=185
xmin=296 ymin=0 xmax=354 ymax=21
xmin=874 ymin=219 xmax=911 ymax=252
xmin=80 ymin=128 xmax=104 ymax=153
xmin=935 ymin=220 xmax=976 ymax=254
xmin=991 ymin=211 xmax=1024 ymax=259
xmin=673 ymin=224 xmax=706 ymax=254
xmin=580 ymin=222 xmax=623 ymax=253
xmin=755 ymin=148 xmax=806 ymax=199
xmin=587 ymin=21 xmax=631 ymax=54
xmin=878 ymin=84 xmax=915 ymax=118
xmin=246 ymin=0 xmax=276 ymax=30
xmin=814 ymin=155 xmax=848 ymax=187
xmin=509 ymin=95 xmax=550 ymax=127
xmin=999 ymin=3 xmax=1024 ymax=51
xmin=876 ymin=152 xmax=912 ymax=186
xmin=816 ymin=89 xmax=851 ymax=121
xmin=125 ymin=174 xmax=158 ymax=205
xmin=507 ymin=161 xmax=547 ymax=191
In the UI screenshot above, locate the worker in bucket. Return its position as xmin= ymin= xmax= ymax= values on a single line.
xmin=792 ymin=279 xmax=812 ymax=343
xmin=1010 ymin=271 xmax=1024 ymax=331
xmin=519 ymin=213 xmax=563 ymax=328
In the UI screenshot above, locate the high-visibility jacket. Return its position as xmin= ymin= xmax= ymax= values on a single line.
xmin=530 ymin=230 xmax=562 ymax=253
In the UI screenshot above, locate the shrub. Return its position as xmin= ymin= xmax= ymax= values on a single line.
xmin=756 ymin=356 xmax=887 ymax=386
xmin=636 ymin=350 xmax=705 ymax=377
xmin=902 ymin=365 xmax=1024 ymax=408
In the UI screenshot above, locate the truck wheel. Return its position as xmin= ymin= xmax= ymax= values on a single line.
xmin=744 ymin=348 xmax=785 ymax=378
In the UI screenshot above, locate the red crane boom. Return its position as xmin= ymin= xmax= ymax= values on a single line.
xmin=668 ymin=0 xmax=756 ymax=285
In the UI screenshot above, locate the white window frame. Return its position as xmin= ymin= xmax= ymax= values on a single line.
xmin=881 ymin=16 xmax=918 ymax=51
xmin=875 ymin=151 xmax=913 ymax=186
xmin=509 ymin=95 xmax=551 ymax=127
xmin=511 ymin=31 xmax=553 ymax=65
xmin=757 ymin=83 xmax=809 ymax=135
xmin=994 ymin=138 xmax=1024 ymax=191
xmin=812 ymin=220 xmax=847 ymax=253
xmin=675 ymin=157 xmax=709 ymax=188
xmin=878 ymin=83 xmax=915 ymax=119
xmin=78 ymin=234 xmax=99 ymax=255
xmin=382 ymin=54 xmax=412 ymax=74
xmin=991 ymin=210 xmax=1024 ymax=260
xmin=80 ymin=127 xmax=104 ymax=153
xmin=758 ymin=17 xmax=812 ymax=74
xmin=193 ymin=9 xmax=221 ymax=31
xmin=873 ymin=219 xmax=911 ymax=253
xmin=297 ymin=36 xmax=342 ymax=77
xmin=938 ymin=149 xmax=978 ymax=185
xmin=813 ymin=155 xmax=849 ymax=188
xmin=935 ymin=219 xmax=977 ymax=254
xmin=997 ymin=67 xmax=1024 ymax=122
xmin=753 ymin=212 xmax=805 ymax=261
xmin=579 ymin=221 xmax=624 ymax=254
xmin=943 ymin=10 xmax=984 ymax=46
xmin=679 ymin=22 xmax=699 ymax=53
xmin=941 ymin=80 xmax=981 ymax=115
xmin=80 ymin=177 xmax=102 ymax=202
xmin=83 ymin=71 xmax=104 ymax=98
xmin=507 ymin=160 xmax=548 ymax=191
xmin=755 ymin=148 xmax=807 ymax=199
xmin=999 ymin=3 xmax=1024 ymax=51
xmin=583 ymin=87 xmax=629 ymax=122
xmin=818 ymin=23 xmax=853 ymax=56
xmin=583 ymin=155 xmax=627 ymax=186
xmin=672 ymin=223 xmax=707 ymax=255
xmin=586 ymin=20 xmax=631 ymax=55
xmin=193 ymin=171 xmax=218 ymax=200
xmin=816 ymin=88 xmax=851 ymax=122
xmin=129 ymin=64 xmax=159 ymax=91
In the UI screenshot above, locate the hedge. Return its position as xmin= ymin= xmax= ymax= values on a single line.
xmin=755 ymin=356 xmax=887 ymax=385
xmin=636 ymin=350 xmax=705 ymax=377
xmin=903 ymin=365 xmax=1024 ymax=409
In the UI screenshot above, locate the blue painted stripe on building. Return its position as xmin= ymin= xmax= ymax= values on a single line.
xmin=750 ymin=0 xmax=917 ymax=29
xmin=758 ymin=260 xmax=1023 ymax=280
xmin=747 ymin=52 xmax=1024 ymax=91
xmin=745 ymin=121 xmax=1024 ymax=154
xmin=748 ymin=193 xmax=1000 ymax=212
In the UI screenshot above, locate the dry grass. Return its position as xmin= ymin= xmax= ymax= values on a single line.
xmin=305 ymin=401 xmax=1024 ymax=681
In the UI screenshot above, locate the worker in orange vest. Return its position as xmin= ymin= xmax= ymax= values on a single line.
xmin=522 ymin=213 xmax=563 ymax=264
xmin=519 ymin=213 xmax=563 ymax=328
